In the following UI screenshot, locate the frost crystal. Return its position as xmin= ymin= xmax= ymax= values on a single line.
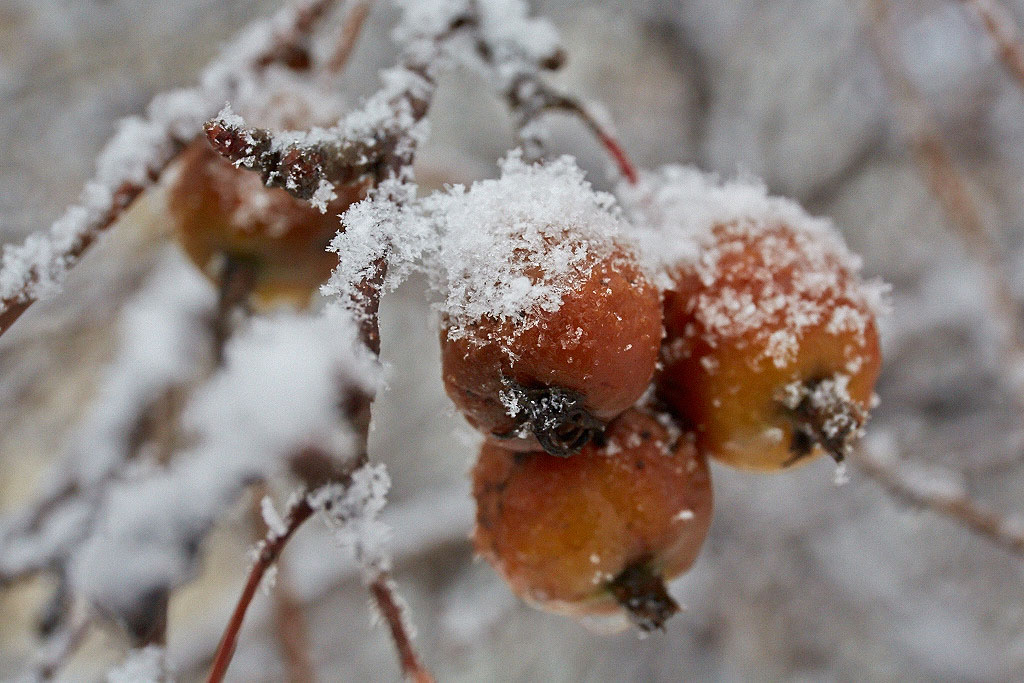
xmin=630 ymin=166 xmax=888 ymax=369
xmin=310 ymin=463 xmax=393 ymax=575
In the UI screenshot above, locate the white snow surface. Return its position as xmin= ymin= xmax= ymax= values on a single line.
xmin=68 ymin=308 xmax=379 ymax=619
xmin=426 ymin=151 xmax=633 ymax=337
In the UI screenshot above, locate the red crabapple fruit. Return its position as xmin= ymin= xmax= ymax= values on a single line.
xmin=168 ymin=139 xmax=367 ymax=309
xmin=658 ymin=221 xmax=882 ymax=471
xmin=472 ymin=408 xmax=713 ymax=631
xmin=441 ymin=244 xmax=662 ymax=457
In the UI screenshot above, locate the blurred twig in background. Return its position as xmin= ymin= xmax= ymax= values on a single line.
xmin=958 ymin=0 xmax=1024 ymax=90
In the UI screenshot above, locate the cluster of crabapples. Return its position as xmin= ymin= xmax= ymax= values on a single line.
xmin=165 ymin=132 xmax=881 ymax=634
xmin=440 ymin=165 xmax=882 ymax=632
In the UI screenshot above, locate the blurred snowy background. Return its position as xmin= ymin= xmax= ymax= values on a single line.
xmin=2 ymin=0 xmax=1024 ymax=680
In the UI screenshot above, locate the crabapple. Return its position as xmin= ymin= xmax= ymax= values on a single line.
xmin=167 ymin=139 xmax=367 ymax=309
xmin=658 ymin=222 xmax=882 ymax=471
xmin=441 ymin=245 xmax=662 ymax=457
xmin=472 ymin=408 xmax=713 ymax=631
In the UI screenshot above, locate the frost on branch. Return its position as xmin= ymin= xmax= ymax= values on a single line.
xmin=0 ymin=250 xmax=214 ymax=584
xmin=310 ymin=463 xmax=393 ymax=575
xmin=67 ymin=309 xmax=378 ymax=633
xmin=0 ymin=0 xmax=338 ymax=331
xmin=204 ymin=0 xmax=567 ymax=208
xmin=322 ymin=176 xmax=432 ymax=318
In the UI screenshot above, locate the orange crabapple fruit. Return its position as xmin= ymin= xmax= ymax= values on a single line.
xmin=441 ymin=243 xmax=662 ymax=458
xmin=658 ymin=221 xmax=882 ymax=471
xmin=472 ymin=408 xmax=713 ymax=632
xmin=167 ymin=138 xmax=367 ymax=309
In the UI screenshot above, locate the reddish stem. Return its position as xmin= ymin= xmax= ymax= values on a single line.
xmin=369 ymin=573 xmax=434 ymax=683
xmin=959 ymin=0 xmax=1024 ymax=91
xmin=538 ymin=95 xmax=639 ymax=185
xmin=206 ymin=499 xmax=315 ymax=683
xmin=593 ymin=125 xmax=639 ymax=185
xmin=327 ymin=0 xmax=373 ymax=73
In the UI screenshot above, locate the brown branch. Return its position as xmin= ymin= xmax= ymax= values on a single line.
xmin=864 ymin=0 xmax=1024 ymax=403
xmin=207 ymin=497 xmax=316 ymax=683
xmin=211 ymin=257 xmax=258 ymax=366
xmin=851 ymin=447 xmax=1024 ymax=555
xmin=327 ymin=0 xmax=374 ymax=73
xmin=958 ymin=0 xmax=1024 ymax=91
xmin=37 ymin=611 xmax=92 ymax=680
xmin=0 ymin=175 xmax=160 ymax=338
xmin=369 ymin=573 xmax=434 ymax=683
xmin=0 ymin=0 xmax=341 ymax=341
xmin=256 ymin=0 xmax=339 ymax=71
xmin=250 ymin=487 xmax=316 ymax=683
xmin=516 ymin=84 xmax=639 ymax=184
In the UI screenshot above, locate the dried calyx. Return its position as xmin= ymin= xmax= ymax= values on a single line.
xmin=496 ymin=380 xmax=604 ymax=457
xmin=607 ymin=561 xmax=680 ymax=633
xmin=778 ymin=374 xmax=867 ymax=466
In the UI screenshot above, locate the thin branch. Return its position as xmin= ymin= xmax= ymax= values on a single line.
xmin=271 ymin=562 xmax=317 ymax=683
xmin=327 ymin=0 xmax=374 ymax=73
xmin=514 ymin=84 xmax=639 ymax=184
xmin=958 ymin=0 xmax=1024 ymax=91
xmin=212 ymin=257 xmax=258 ymax=366
xmin=864 ymin=0 xmax=1024 ymax=404
xmin=369 ymin=572 xmax=434 ymax=683
xmin=0 ymin=0 xmax=341 ymax=340
xmin=251 ymin=488 xmax=315 ymax=683
xmin=256 ymin=0 xmax=339 ymax=70
xmin=0 ymin=175 xmax=163 ymax=337
xmin=207 ymin=497 xmax=316 ymax=683
xmin=36 ymin=609 xmax=92 ymax=680
xmin=851 ymin=447 xmax=1024 ymax=555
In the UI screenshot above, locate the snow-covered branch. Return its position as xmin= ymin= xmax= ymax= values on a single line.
xmin=852 ymin=440 xmax=1024 ymax=556
xmin=0 ymin=0 xmax=342 ymax=339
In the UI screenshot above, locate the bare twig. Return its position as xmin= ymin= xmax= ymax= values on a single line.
xmin=369 ymin=573 xmax=434 ymax=683
xmin=851 ymin=447 xmax=1024 ymax=555
xmin=864 ymin=0 xmax=1024 ymax=403
xmin=207 ymin=497 xmax=316 ymax=683
xmin=509 ymin=79 xmax=639 ymax=184
xmin=211 ymin=257 xmax=258 ymax=366
xmin=250 ymin=488 xmax=316 ymax=683
xmin=958 ymin=0 xmax=1024 ymax=90
xmin=327 ymin=0 xmax=374 ymax=73
xmin=271 ymin=562 xmax=317 ymax=683
xmin=37 ymin=609 xmax=92 ymax=680
xmin=0 ymin=0 xmax=340 ymax=340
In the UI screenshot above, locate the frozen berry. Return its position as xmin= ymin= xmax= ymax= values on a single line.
xmin=472 ymin=408 xmax=713 ymax=631
xmin=442 ymin=245 xmax=661 ymax=456
xmin=168 ymin=139 xmax=367 ymax=308
xmin=659 ymin=221 xmax=882 ymax=470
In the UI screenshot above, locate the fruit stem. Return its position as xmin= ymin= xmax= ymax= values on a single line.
xmin=780 ymin=375 xmax=867 ymax=466
xmin=212 ymin=256 xmax=258 ymax=365
xmin=607 ymin=561 xmax=679 ymax=632
xmin=496 ymin=381 xmax=604 ymax=457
